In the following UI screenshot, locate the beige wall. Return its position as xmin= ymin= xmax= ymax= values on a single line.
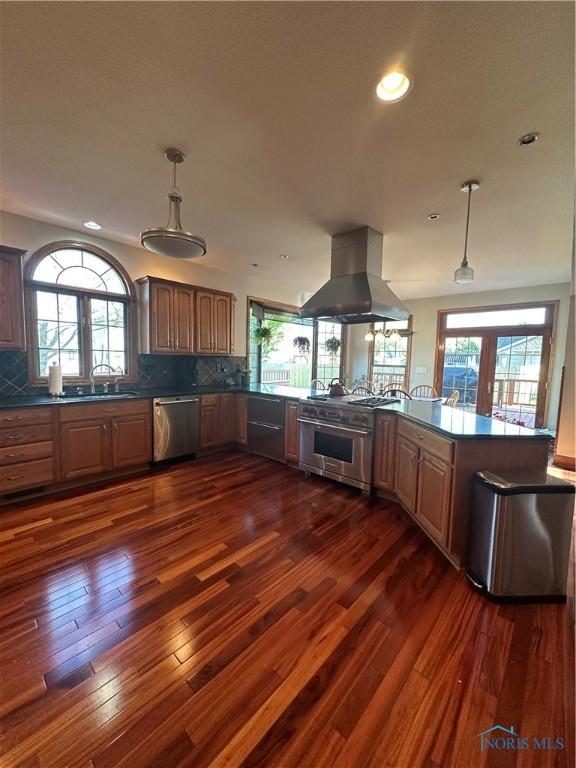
xmin=346 ymin=282 xmax=571 ymax=429
xmin=1 ymin=210 xmax=570 ymax=430
xmin=0 ymin=211 xmax=305 ymax=357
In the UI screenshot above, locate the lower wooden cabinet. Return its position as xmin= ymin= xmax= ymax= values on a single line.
xmin=112 ymin=415 xmax=152 ymax=469
xmin=0 ymin=406 xmax=56 ymax=494
xmin=200 ymin=393 xmax=237 ymax=449
xmin=393 ymin=426 xmax=453 ymax=547
xmin=236 ymin=394 xmax=247 ymax=444
xmin=416 ymin=451 xmax=452 ymax=546
xmin=219 ymin=393 xmax=236 ymax=444
xmin=284 ymin=400 xmax=299 ymax=462
xmin=373 ymin=413 xmax=396 ymax=490
xmin=394 ymin=435 xmax=419 ymax=513
xmin=60 ymin=419 xmax=110 ymax=480
xmin=60 ymin=401 xmax=152 ymax=481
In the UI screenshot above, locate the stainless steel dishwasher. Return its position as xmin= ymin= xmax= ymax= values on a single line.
xmin=247 ymin=395 xmax=285 ymax=460
xmin=153 ymin=395 xmax=200 ymax=461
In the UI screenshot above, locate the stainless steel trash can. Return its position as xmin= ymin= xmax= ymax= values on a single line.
xmin=467 ymin=470 xmax=575 ymax=600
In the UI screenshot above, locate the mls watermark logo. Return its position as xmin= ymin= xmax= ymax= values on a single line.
xmin=478 ymin=725 xmax=565 ymax=752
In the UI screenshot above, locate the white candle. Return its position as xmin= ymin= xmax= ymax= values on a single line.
xmin=48 ymin=364 xmax=63 ymax=395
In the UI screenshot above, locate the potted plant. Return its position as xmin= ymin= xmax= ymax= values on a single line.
xmin=325 ymin=336 xmax=341 ymax=357
xmin=235 ymin=363 xmax=251 ymax=387
xmin=253 ymin=326 xmax=273 ymax=346
xmin=293 ymin=336 xmax=310 ymax=356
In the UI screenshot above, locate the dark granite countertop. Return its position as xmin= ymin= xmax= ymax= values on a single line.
xmin=0 ymin=384 xmax=552 ymax=440
xmin=376 ymin=399 xmax=553 ymax=440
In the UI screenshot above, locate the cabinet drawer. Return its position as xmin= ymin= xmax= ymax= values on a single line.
xmin=397 ymin=419 xmax=453 ymax=464
xmin=0 ymin=425 xmax=53 ymax=447
xmin=0 ymin=441 xmax=53 ymax=466
xmin=201 ymin=394 xmax=219 ymax=407
xmin=59 ymin=399 xmax=150 ymax=422
xmin=0 ymin=458 xmax=54 ymax=493
xmin=0 ymin=407 xmax=52 ymax=428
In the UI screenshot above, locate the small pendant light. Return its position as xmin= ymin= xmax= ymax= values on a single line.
xmin=454 ymin=180 xmax=479 ymax=284
xmin=141 ymin=148 xmax=207 ymax=259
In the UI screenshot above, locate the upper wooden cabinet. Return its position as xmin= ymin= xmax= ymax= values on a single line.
xmin=196 ymin=290 xmax=232 ymax=355
xmin=0 ymin=245 xmax=26 ymax=350
xmin=138 ymin=277 xmax=233 ymax=356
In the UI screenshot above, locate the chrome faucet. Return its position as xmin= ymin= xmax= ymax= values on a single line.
xmin=89 ymin=364 xmax=116 ymax=394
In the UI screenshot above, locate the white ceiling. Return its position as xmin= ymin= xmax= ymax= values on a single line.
xmin=0 ymin=2 xmax=573 ymax=300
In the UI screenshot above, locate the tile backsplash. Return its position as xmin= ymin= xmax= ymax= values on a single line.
xmin=0 ymin=351 xmax=247 ymax=397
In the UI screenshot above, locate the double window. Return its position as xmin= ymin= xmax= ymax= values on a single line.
xmin=248 ymin=300 xmax=345 ymax=386
xmin=368 ymin=318 xmax=412 ymax=389
xmin=25 ymin=241 xmax=136 ymax=383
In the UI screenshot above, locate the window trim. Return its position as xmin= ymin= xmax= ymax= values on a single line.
xmin=367 ymin=316 xmax=413 ymax=388
xmin=245 ymin=296 xmax=347 ymax=383
xmin=433 ymin=301 xmax=558 ymax=427
xmin=24 ymin=241 xmax=138 ymax=385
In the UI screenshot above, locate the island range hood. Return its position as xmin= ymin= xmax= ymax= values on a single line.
xmin=299 ymin=226 xmax=409 ymax=324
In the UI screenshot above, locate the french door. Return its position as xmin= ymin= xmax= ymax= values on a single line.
xmin=435 ymin=304 xmax=555 ymax=428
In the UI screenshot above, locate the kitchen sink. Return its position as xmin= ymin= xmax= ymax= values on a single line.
xmin=60 ymin=391 xmax=142 ymax=401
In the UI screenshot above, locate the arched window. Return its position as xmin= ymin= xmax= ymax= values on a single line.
xmin=26 ymin=241 xmax=136 ymax=383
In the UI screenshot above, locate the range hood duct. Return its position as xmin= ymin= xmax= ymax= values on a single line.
xmin=299 ymin=226 xmax=410 ymax=324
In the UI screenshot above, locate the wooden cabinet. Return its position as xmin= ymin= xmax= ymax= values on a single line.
xmin=394 ymin=423 xmax=453 ymax=546
xmin=394 ymin=435 xmax=419 ymax=513
xmin=149 ymin=281 xmax=174 ymax=353
xmin=60 ymin=419 xmax=110 ymax=480
xmin=236 ymin=394 xmax=247 ymax=444
xmin=0 ymin=245 xmax=26 ymax=350
xmin=138 ymin=277 xmax=233 ymax=356
xmin=200 ymin=395 xmax=220 ymax=448
xmin=200 ymin=393 xmax=239 ymax=449
xmin=60 ymin=400 xmax=151 ymax=480
xmin=373 ymin=413 xmax=396 ymax=490
xmin=416 ymin=451 xmax=452 ymax=546
xmin=219 ymin=393 xmax=236 ymax=444
xmin=112 ymin=414 xmax=152 ymax=469
xmin=173 ymin=286 xmax=195 ymax=353
xmin=195 ymin=291 xmax=232 ymax=355
xmin=0 ymin=406 xmax=55 ymax=494
xmin=284 ymin=400 xmax=299 ymax=462
xmin=140 ymin=278 xmax=195 ymax=355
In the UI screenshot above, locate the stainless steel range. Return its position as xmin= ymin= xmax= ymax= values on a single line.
xmin=298 ymin=395 xmax=398 ymax=491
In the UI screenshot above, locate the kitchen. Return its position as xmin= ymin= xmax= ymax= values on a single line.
xmin=0 ymin=2 xmax=574 ymax=767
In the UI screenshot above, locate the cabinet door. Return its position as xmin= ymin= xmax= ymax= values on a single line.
xmin=374 ymin=414 xmax=396 ymax=490
xmin=416 ymin=451 xmax=452 ymax=546
xmin=200 ymin=402 xmax=220 ymax=448
xmin=150 ymin=282 xmax=174 ymax=353
xmin=196 ymin=291 xmax=214 ymax=353
xmin=213 ymin=294 xmax=231 ymax=354
xmin=236 ymin=394 xmax=247 ymax=444
xmin=394 ymin=436 xmax=419 ymax=513
xmin=173 ymin=286 xmax=195 ymax=353
xmin=112 ymin=415 xmax=152 ymax=468
xmin=219 ymin=393 xmax=236 ymax=444
xmin=0 ymin=247 xmax=25 ymax=350
xmin=60 ymin=419 xmax=110 ymax=480
xmin=284 ymin=400 xmax=299 ymax=461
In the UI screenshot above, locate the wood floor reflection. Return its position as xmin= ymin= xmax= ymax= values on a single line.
xmin=0 ymin=451 xmax=573 ymax=767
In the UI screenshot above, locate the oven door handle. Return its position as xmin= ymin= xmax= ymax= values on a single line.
xmin=297 ymin=418 xmax=371 ymax=436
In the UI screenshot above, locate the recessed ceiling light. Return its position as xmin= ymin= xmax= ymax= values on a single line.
xmin=251 ymin=263 xmax=259 ymax=268
xmin=280 ymin=254 xmax=289 ymax=260
xmin=519 ymin=132 xmax=539 ymax=146
xmin=83 ymin=220 xmax=102 ymax=230
xmin=375 ymin=70 xmax=412 ymax=102
xmin=427 ymin=213 xmax=440 ymax=221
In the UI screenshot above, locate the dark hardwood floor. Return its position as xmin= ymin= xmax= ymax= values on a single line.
xmin=0 ymin=451 xmax=573 ymax=767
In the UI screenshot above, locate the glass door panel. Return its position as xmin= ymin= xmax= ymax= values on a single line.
xmin=491 ymin=334 xmax=545 ymax=428
xmin=440 ymin=336 xmax=483 ymax=411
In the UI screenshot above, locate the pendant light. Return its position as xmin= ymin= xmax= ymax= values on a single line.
xmin=141 ymin=148 xmax=207 ymax=259
xmin=454 ymin=180 xmax=479 ymax=284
